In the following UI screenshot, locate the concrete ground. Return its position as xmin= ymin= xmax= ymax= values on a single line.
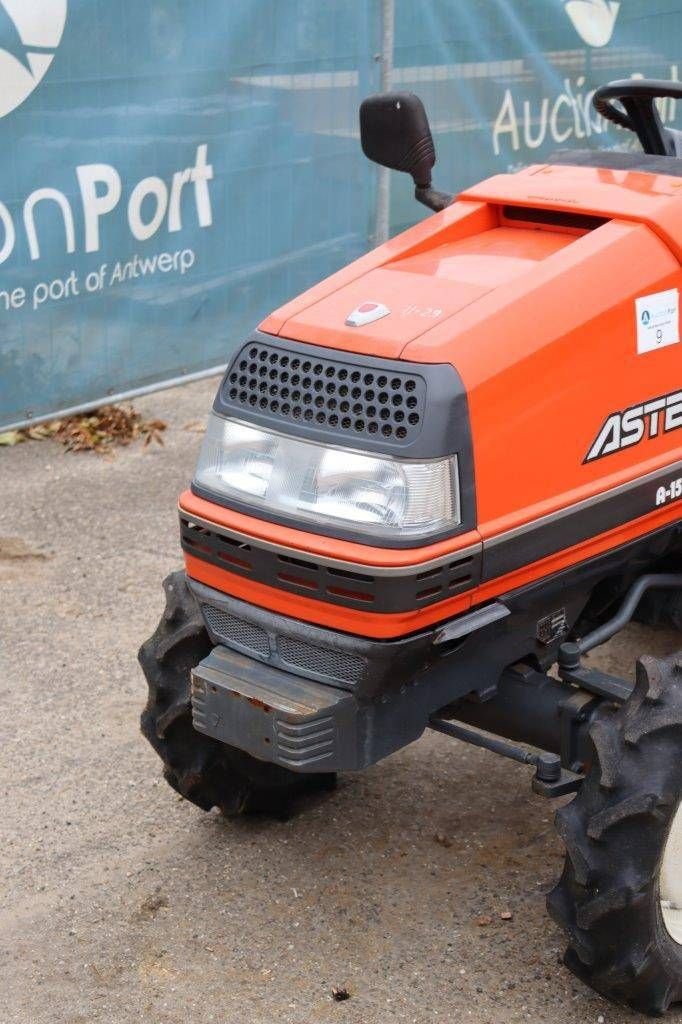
xmin=1 ymin=377 xmax=681 ymax=1024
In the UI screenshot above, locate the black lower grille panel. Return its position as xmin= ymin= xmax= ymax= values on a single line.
xmin=202 ymin=605 xmax=270 ymax=657
xmin=277 ymin=635 xmax=365 ymax=684
xmin=189 ymin=578 xmax=438 ymax=699
xmin=201 ymin=603 xmax=369 ymax=686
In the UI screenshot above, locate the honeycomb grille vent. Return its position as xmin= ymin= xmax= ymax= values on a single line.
xmin=223 ymin=341 xmax=426 ymax=444
xmin=277 ymin=636 xmax=365 ymax=684
xmin=202 ymin=605 xmax=270 ymax=657
xmin=201 ymin=602 xmax=367 ymax=686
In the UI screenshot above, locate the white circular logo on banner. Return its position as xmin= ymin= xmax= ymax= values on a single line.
xmin=563 ymin=0 xmax=621 ymax=48
xmin=0 ymin=0 xmax=67 ymax=117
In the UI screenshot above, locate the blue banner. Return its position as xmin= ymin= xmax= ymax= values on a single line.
xmin=0 ymin=0 xmax=379 ymax=427
xmin=1 ymin=1 xmax=681 ymax=428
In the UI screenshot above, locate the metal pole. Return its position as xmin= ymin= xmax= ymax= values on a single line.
xmin=373 ymin=0 xmax=394 ymax=245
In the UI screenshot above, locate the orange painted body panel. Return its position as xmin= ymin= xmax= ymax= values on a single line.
xmin=280 ymin=223 xmax=579 ymax=358
xmin=189 ymin=161 xmax=682 ymax=639
xmin=461 ymin=162 xmax=682 ymax=260
xmin=402 ymin=217 xmax=682 ymax=536
xmin=474 ymin=500 xmax=682 ymax=604
xmin=179 ymin=490 xmax=480 ymax=568
xmin=183 ymin=493 xmax=681 ymax=639
xmin=184 ymin=553 xmax=472 ymax=639
xmin=259 ymin=201 xmax=497 ymax=355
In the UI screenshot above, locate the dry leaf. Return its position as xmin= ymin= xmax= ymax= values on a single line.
xmin=0 ymin=430 xmax=23 ymax=446
xmin=6 ymin=405 xmax=167 ymax=454
xmin=0 ymin=536 xmax=49 ymax=561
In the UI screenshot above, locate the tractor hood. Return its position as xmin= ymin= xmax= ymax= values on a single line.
xmin=266 ymin=223 xmax=576 ymax=358
xmin=259 ymin=200 xmax=521 ymax=359
xmin=259 ymin=162 xmax=682 ymax=363
xmin=259 ymin=200 xmax=497 ymax=358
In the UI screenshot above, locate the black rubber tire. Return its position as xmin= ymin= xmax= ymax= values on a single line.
xmin=139 ymin=571 xmax=336 ymax=817
xmin=548 ymin=653 xmax=682 ymax=1016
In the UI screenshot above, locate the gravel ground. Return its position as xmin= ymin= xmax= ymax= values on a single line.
xmin=1 ymin=377 xmax=681 ymax=1024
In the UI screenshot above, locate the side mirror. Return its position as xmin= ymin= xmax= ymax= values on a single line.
xmin=360 ymin=92 xmax=435 ymax=187
xmin=359 ymin=92 xmax=452 ymax=213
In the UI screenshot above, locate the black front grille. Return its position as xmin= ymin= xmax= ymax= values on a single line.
xmin=201 ymin=604 xmax=368 ymax=685
xmin=222 ymin=340 xmax=426 ymax=445
xmin=277 ymin=635 xmax=365 ymax=683
xmin=189 ymin=577 xmax=439 ymax=700
xmin=202 ymin=605 xmax=270 ymax=657
xmin=181 ymin=513 xmax=480 ymax=613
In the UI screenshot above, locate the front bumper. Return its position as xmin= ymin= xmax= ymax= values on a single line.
xmin=189 ymin=578 xmax=437 ymax=771
xmin=188 ymin=577 xmax=514 ymax=773
xmin=188 ymin=577 xmax=434 ymax=701
xmin=187 ymin=524 xmax=682 ymax=774
xmin=192 ymin=646 xmax=371 ymax=772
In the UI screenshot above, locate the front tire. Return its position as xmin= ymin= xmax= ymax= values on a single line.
xmin=139 ymin=571 xmax=336 ymax=817
xmin=549 ymin=653 xmax=682 ymax=1015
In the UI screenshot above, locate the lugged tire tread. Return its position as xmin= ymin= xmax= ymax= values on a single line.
xmin=576 ymin=884 xmax=646 ymax=931
xmin=587 ymin=792 xmax=661 ymax=839
xmin=639 ymin=656 xmax=667 ymax=704
xmin=549 ymin=652 xmax=682 ymax=1016
xmin=624 ymin=708 xmax=682 ymax=746
xmin=589 ymin=716 xmax=622 ymax=790
xmin=555 ymin=803 xmax=594 ymax=886
xmin=140 ymin=570 xmax=337 ymax=818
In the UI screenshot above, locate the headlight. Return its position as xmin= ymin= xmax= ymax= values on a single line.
xmin=195 ymin=414 xmax=460 ymax=542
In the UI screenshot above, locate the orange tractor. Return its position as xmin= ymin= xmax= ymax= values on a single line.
xmin=141 ymin=80 xmax=682 ymax=1014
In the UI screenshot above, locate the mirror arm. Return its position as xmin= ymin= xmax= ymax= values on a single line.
xmin=415 ymin=184 xmax=454 ymax=212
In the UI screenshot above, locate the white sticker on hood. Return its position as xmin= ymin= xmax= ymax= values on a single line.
xmin=636 ymin=288 xmax=680 ymax=354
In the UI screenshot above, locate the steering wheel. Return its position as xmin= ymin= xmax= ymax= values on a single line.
xmin=593 ymin=79 xmax=682 ymax=156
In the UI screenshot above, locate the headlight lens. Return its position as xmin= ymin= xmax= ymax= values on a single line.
xmin=195 ymin=414 xmax=460 ymax=541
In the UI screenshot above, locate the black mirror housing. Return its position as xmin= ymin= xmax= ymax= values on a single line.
xmin=359 ymin=92 xmax=436 ymax=188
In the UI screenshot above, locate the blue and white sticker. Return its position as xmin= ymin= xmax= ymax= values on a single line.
xmin=636 ymin=288 xmax=680 ymax=354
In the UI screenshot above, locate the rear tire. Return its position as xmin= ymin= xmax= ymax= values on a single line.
xmin=139 ymin=571 xmax=337 ymax=817
xmin=548 ymin=653 xmax=682 ymax=1015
